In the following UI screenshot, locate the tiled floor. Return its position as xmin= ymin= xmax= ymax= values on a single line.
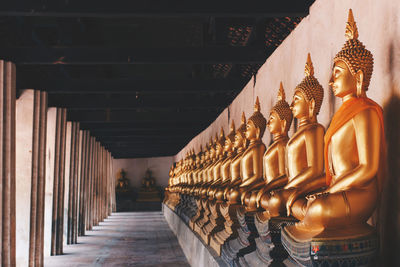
xmin=45 ymin=212 xmax=190 ymax=267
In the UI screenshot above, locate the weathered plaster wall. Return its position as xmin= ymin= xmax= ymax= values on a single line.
xmin=113 ymin=156 xmax=174 ymax=188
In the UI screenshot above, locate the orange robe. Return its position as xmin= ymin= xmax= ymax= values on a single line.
xmin=324 ymin=97 xmax=386 ymax=192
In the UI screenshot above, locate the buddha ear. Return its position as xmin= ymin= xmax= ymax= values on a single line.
xmin=309 ymin=98 xmax=315 ymax=118
xmin=280 ymin=119 xmax=287 ymax=133
xmin=255 ymin=127 xmax=261 ymax=139
xmin=355 ymin=70 xmax=364 ymax=97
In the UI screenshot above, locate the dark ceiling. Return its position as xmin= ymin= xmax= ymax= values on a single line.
xmin=0 ymin=0 xmax=314 ymax=158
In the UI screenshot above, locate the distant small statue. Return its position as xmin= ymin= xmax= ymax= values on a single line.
xmin=141 ymin=169 xmax=156 ymax=192
xmin=116 ymin=169 xmax=130 ymax=191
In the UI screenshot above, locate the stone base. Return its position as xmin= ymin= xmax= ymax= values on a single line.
xmin=241 ymin=216 xmax=296 ymax=266
xmin=281 ymin=227 xmax=378 ymax=267
xmin=220 ymin=208 xmax=257 ymax=266
xmin=163 ymin=203 xmax=227 ymax=267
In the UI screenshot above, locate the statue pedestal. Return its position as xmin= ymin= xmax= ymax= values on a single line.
xmin=220 ymin=208 xmax=257 ymax=266
xmin=241 ymin=216 xmax=296 ymax=266
xmin=209 ymin=203 xmax=240 ymax=256
xmin=281 ymin=227 xmax=378 ymax=267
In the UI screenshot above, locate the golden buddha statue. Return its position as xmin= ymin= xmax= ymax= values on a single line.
xmin=190 ymin=147 xmax=203 ymax=195
xmin=226 ymin=112 xmax=248 ymax=204
xmin=239 ymin=97 xmax=267 ymax=211
xmin=214 ymin=121 xmax=237 ymax=203
xmin=267 ymin=53 xmax=325 ymax=219
xmin=243 ymin=82 xmax=293 ymax=216
xmin=285 ymin=10 xmax=386 ymax=242
xmin=208 ymin=128 xmax=226 ymax=200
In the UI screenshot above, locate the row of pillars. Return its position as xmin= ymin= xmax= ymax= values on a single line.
xmin=0 ymin=60 xmax=117 ymax=267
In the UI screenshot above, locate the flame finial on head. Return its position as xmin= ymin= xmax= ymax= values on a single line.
xmin=241 ymin=112 xmax=246 ymax=124
xmin=254 ymin=96 xmax=261 ymax=112
xmin=305 ymin=53 xmax=314 ymax=77
xmin=227 ymin=120 xmax=236 ymax=142
xmin=345 ymin=9 xmax=359 ymax=40
xmin=277 ymin=82 xmax=286 ymax=101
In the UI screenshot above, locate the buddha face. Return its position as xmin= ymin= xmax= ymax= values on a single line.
xmin=267 ymin=111 xmax=282 ymax=134
xmin=216 ymin=143 xmax=223 ymax=156
xmin=204 ymin=150 xmax=209 ymax=161
xmin=224 ymin=139 xmax=233 ymax=153
xmin=195 ymin=155 xmax=200 ymax=166
xmin=290 ymin=90 xmax=309 ymax=119
xmin=209 ymin=146 xmax=216 ymax=159
xmin=329 ymin=60 xmax=357 ymax=98
xmin=234 ymin=133 xmax=244 ymax=149
xmin=245 ymin=120 xmax=259 ymax=140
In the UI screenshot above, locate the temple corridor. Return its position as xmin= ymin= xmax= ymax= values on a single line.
xmin=44 ymin=212 xmax=189 ymax=267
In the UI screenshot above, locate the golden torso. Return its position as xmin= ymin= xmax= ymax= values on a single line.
xmin=213 ymin=160 xmax=223 ymax=182
xmin=230 ymin=153 xmax=243 ymax=182
xmin=286 ymin=123 xmax=324 ymax=182
xmin=221 ymin=157 xmax=232 ymax=182
xmin=329 ymin=109 xmax=379 ymax=191
xmin=241 ymin=142 xmax=266 ymax=181
xmin=263 ymin=139 xmax=287 ymax=184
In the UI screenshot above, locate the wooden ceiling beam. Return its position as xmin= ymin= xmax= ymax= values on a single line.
xmin=0 ymin=1 xmax=312 ymax=18
xmin=0 ymin=46 xmax=269 ymax=65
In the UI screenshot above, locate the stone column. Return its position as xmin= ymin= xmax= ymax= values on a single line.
xmin=16 ymin=89 xmax=36 ymax=267
xmin=44 ymin=109 xmax=57 ymax=257
xmin=63 ymin=122 xmax=72 ymax=247
xmin=50 ymin=108 xmax=67 ymax=256
xmin=78 ymin=131 xmax=89 ymax=237
xmin=67 ymin=122 xmax=80 ymax=245
xmin=15 ymin=90 xmax=47 ymax=266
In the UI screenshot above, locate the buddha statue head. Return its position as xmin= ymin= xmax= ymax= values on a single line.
xmin=208 ymin=137 xmax=215 ymax=161
xmin=291 ymin=53 xmax=324 ymax=122
xmin=234 ymin=112 xmax=248 ymax=152
xmin=195 ymin=147 xmax=202 ymax=168
xmin=224 ymin=120 xmax=236 ymax=156
xmin=203 ymin=142 xmax=210 ymax=163
xmin=268 ymin=82 xmax=293 ymax=135
xmin=246 ymin=97 xmax=267 ymax=141
xmin=330 ymin=9 xmax=373 ymax=98
xmin=215 ymin=127 xmax=226 ymax=159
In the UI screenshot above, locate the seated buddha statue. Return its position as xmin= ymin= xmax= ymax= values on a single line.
xmin=267 ymin=53 xmax=325 ymax=218
xmin=190 ymin=147 xmax=203 ymax=195
xmin=239 ymin=97 xmax=267 ymax=210
xmin=205 ymin=135 xmax=219 ymax=198
xmin=214 ymin=121 xmax=237 ymax=203
xmin=226 ymin=113 xmax=248 ymax=204
xmin=208 ymin=128 xmax=227 ymax=200
xmin=243 ymin=83 xmax=293 ymax=214
xmin=200 ymin=139 xmax=215 ymax=198
xmin=285 ymin=10 xmax=386 ymax=241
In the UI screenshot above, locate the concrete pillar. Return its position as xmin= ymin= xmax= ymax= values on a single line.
xmin=44 ymin=108 xmax=57 ymax=257
xmin=73 ymin=129 xmax=82 ymax=243
xmin=78 ymin=131 xmax=89 ymax=237
xmin=0 ymin=61 xmax=16 ymax=266
xmin=15 ymin=90 xmax=47 ymax=267
xmin=51 ymin=108 xmax=67 ymax=255
xmin=63 ymin=122 xmax=72 ymax=247
xmin=67 ymin=123 xmax=80 ymax=245
xmin=16 ymin=90 xmax=34 ymax=267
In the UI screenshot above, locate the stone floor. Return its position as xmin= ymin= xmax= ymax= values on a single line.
xmin=45 ymin=212 xmax=190 ymax=267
